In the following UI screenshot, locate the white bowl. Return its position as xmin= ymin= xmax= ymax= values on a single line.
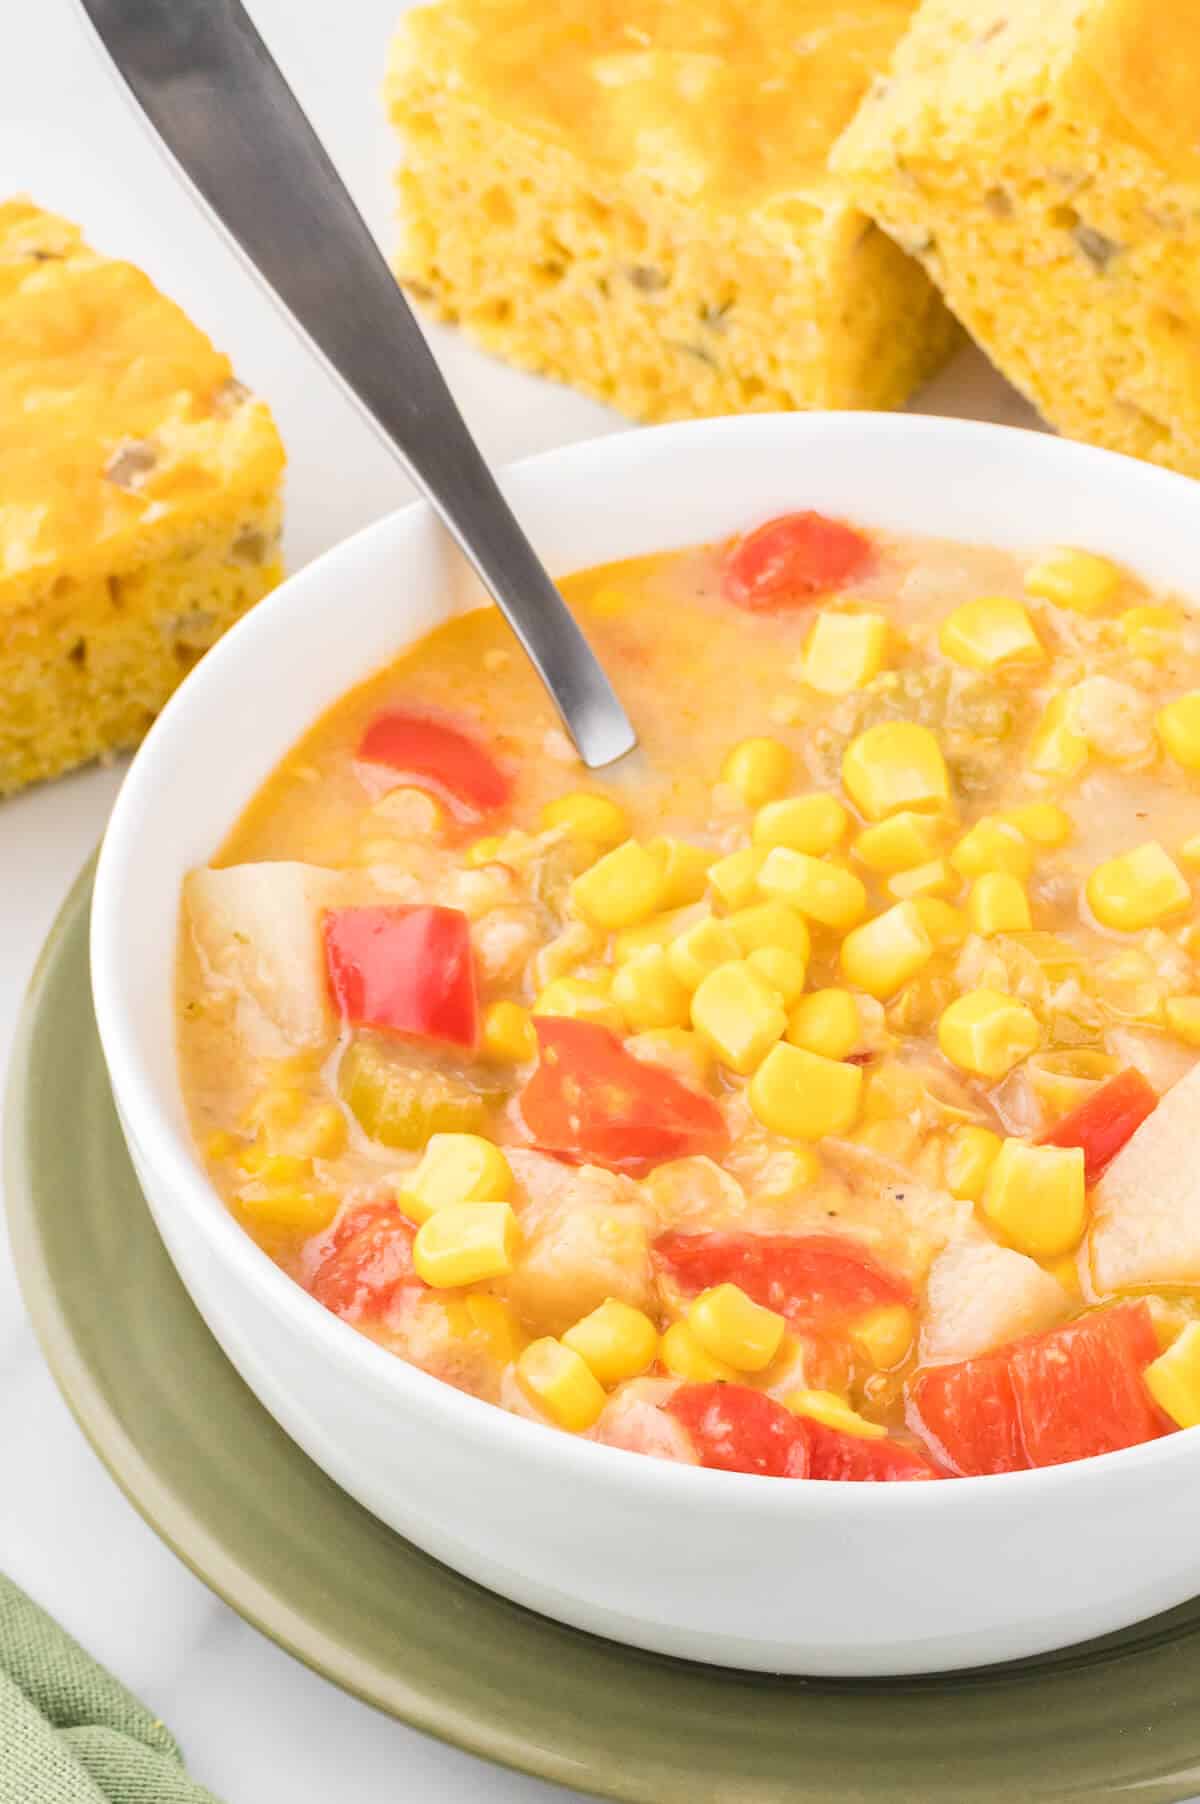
xmin=91 ymin=413 xmax=1200 ymax=1677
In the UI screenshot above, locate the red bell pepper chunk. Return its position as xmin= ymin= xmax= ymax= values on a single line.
xmin=664 ymin=1383 xmax=939 ymax=1481
xmin=653 ymin=1231 xmax=912 ymax=1336
xmin=905 ymin=1351 xmax=1026 ymax=1477
xmin=305 ymin=1203 xmax=419 ymax=1322
xmin=519 ymin=1017 xmax=728 ymax=1176
xmin=356 ymin=707 xmax=512 ymax=818
xmin=908 ymin=1302 xmax=1165 ymax=1477
xmin=804 ymin=1420 xmax=939 ymax=1482
xmin=323 ymin=905 xmax=478 ymax=1050
xmin=1039 ymin=1067 xmax=1158 ymax=1182
xmin=1009 ymin=1304 xmax=1165 ymax=1469
xmin=665 ymin=1383 xmax=805 ymax=1478
xmin=721 ymin=511 xmax=874 ymax=611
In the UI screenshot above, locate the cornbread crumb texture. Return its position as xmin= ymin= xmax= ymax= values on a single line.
xmin=832 ymin=0 xmax=1200 ymax=476
xmin=0 ymin=199 xmax=286 ymax=794
xmin=386 ymin=0 xmax=958 ymax=423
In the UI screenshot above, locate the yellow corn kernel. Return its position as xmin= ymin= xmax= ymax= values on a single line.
xmin=1029 ymin=695 xmax=1089 ymax=779
xmin=1181 ymin=835 xmax=1200 ymax=868
xmin=939 ymin=597 xmax=1045 ymax=670
xmin=612 ymin=906 xmax=698 ymax=964
xmin=412 ymin=1201 xmax=519 ymax=1288
xmin=238 ymin=1146 xmax=311 ymax=1184
xmin=887 ymin=858 xmax=958 ymax=901
xmin=204 ymin=1130 xmax=239 ymax=1162
xmin=516 ymin=1337 xmax=607 ymax=1431
xmin=480 ymin=999 xmax=537 ymax=1063
xmin=753 ymin=792 xmax=848 ymax=856
xmin=799 ymin=611 xmax=889 ymax=695
xmin=758 ymin=848 xmax=868 ymax=932
xmin=668 ymin=917 xmax=741 ymax=991
xmin=982 ymin=1139 xmax=1087 ymax=1259
xmin=998 ymin=803 xmax=1074 ymax=850
xmin=1165 ymin=996 xmax=1200 ymax=1047
xmin=648 ymin=837 xmax=713 ymax=907
xmin=913 ymin=897 xmax=969 ymax=947
xmin=691 ymin=960 xmax=787 ymax=1074
xmin=1144 ymin=1322 xmax=1200 ymax=1429
xmin=851 ymin=1305 xmax=914 ymax=1370
xmin=746 ymin=946 xmax=808 ymax=1007
xmin=707 ymin=846 xmax=766 ymax=910
xmin=1045 ymin=1253 xmax=1082 ymax=1298
xmin=787 ymin=988 xmax=860 ymax=1060
xmin=571 ymin=839 xmax=665 ymax=931
xmin=784 ymin=1389 xmax=886 ymax=1439
xmin=853 ymin=811 xmax=946 ymax=875
xmin=748 ymin=1042 xmax=862 ymax=1140
xmin=840 ymin=900 xmax=934 ymax=1000
xmin=722 ymin=737 xmax=793 ymax=807
xmin=1119 ymin=604 xmax=1180 ymax=661
xmin=938 ymin=989 xmax=1040 ymax=1079
xmin=562 ymin=1299 xmax=659 ymax=1386
xmin=468 ymin=835 xmax=514 ymax=868
xmin=1086 ymin=841 xmax=1192 ymax=933
xmin=611 ymin=947 xmax=691 ymax=1032
xmin=688 ymin=1283 xmax=786 ymax=1373
xmin=950 ymin=817 xmax=1033 ymax=881
xmin=1025 ymin=546 xmax=1122 ymax=615
xmin=944 ymin=1124 xmax=1003 ymax=1203
xmin=660 ymin=1320 xmax=739 ymax=1384
xmin=540 ymin=791 xmax=629 ymax=847
xmin=841 ymin=721 xmax=951 ymax=821
xmin=533 ymin=977 xmax=625 ymax=1033
xmin=968 ymin=872 xmax=1033 ymax=936
xmin=398 ymin=1133 xmax=513 ymax=1225
xmin=1156 ymin=693 xmax=1200 ymax=772
xmin=238 ymin=1189 xmax=339 ymax=1235
xmin=726 ymin=901 xmax=812 ymax=964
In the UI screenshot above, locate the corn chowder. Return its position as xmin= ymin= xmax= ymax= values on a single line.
xmin=179 ymin=511 xmax=1200 ymax=1481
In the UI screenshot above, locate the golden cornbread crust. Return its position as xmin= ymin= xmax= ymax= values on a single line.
xmin=832 ymin=0 xmax=1200 ymax=476
xmin=0 ymin=200 xmax=286 ymax=795
xmin=385 ymin=0 xmax=958 ymax=423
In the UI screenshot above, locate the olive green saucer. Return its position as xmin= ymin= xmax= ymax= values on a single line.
xmin=8 ymin=864 xmax=1200 ymax=1804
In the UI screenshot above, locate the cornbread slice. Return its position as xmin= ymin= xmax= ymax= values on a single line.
xmin=385 ymin=0 xmax=958 ymax=423
xmin=832 ymin=0 xmax=1200 ymax=476
xmin=0 ymin=200 xmax=286 ymax=795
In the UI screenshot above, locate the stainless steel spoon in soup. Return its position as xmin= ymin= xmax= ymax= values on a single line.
xmin=76 ymin=0 xmax=639 ymax=772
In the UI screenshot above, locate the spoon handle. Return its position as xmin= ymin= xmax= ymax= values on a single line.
xmin=76 ymin=0 xmax=638 ymax=769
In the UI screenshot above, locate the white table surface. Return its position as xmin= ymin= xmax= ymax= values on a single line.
xmin=0 ymin=4 xmax=1046 ymax=1799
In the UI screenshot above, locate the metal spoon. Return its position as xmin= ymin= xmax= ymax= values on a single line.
xmin=76 ymin=0 xmax=639 ymax=770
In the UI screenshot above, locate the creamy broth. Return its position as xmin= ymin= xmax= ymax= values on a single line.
xmin=177 ymin=514 xmax=1200 ymax=1480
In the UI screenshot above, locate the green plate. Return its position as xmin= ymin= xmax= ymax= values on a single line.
xmin=8 ymin=863 xmax=1200 ymax=1804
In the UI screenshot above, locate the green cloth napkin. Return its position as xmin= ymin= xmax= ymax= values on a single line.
xmin=0 ymin=1575 xmax=223 ymax=1804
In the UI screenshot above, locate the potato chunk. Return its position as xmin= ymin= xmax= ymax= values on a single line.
xmin=506 ymin=1150 xmax=654 ymax=1335
xmin=1090 ymin=1063 xmax=1200 ymax=1292
xmin=919 ymin=1237 xmax=1071 ymax=1366
xmin=184 ymin=863 xmax=350 ymax=1049
xmin=589 ymin=1378 xmax=696 ymax=1463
